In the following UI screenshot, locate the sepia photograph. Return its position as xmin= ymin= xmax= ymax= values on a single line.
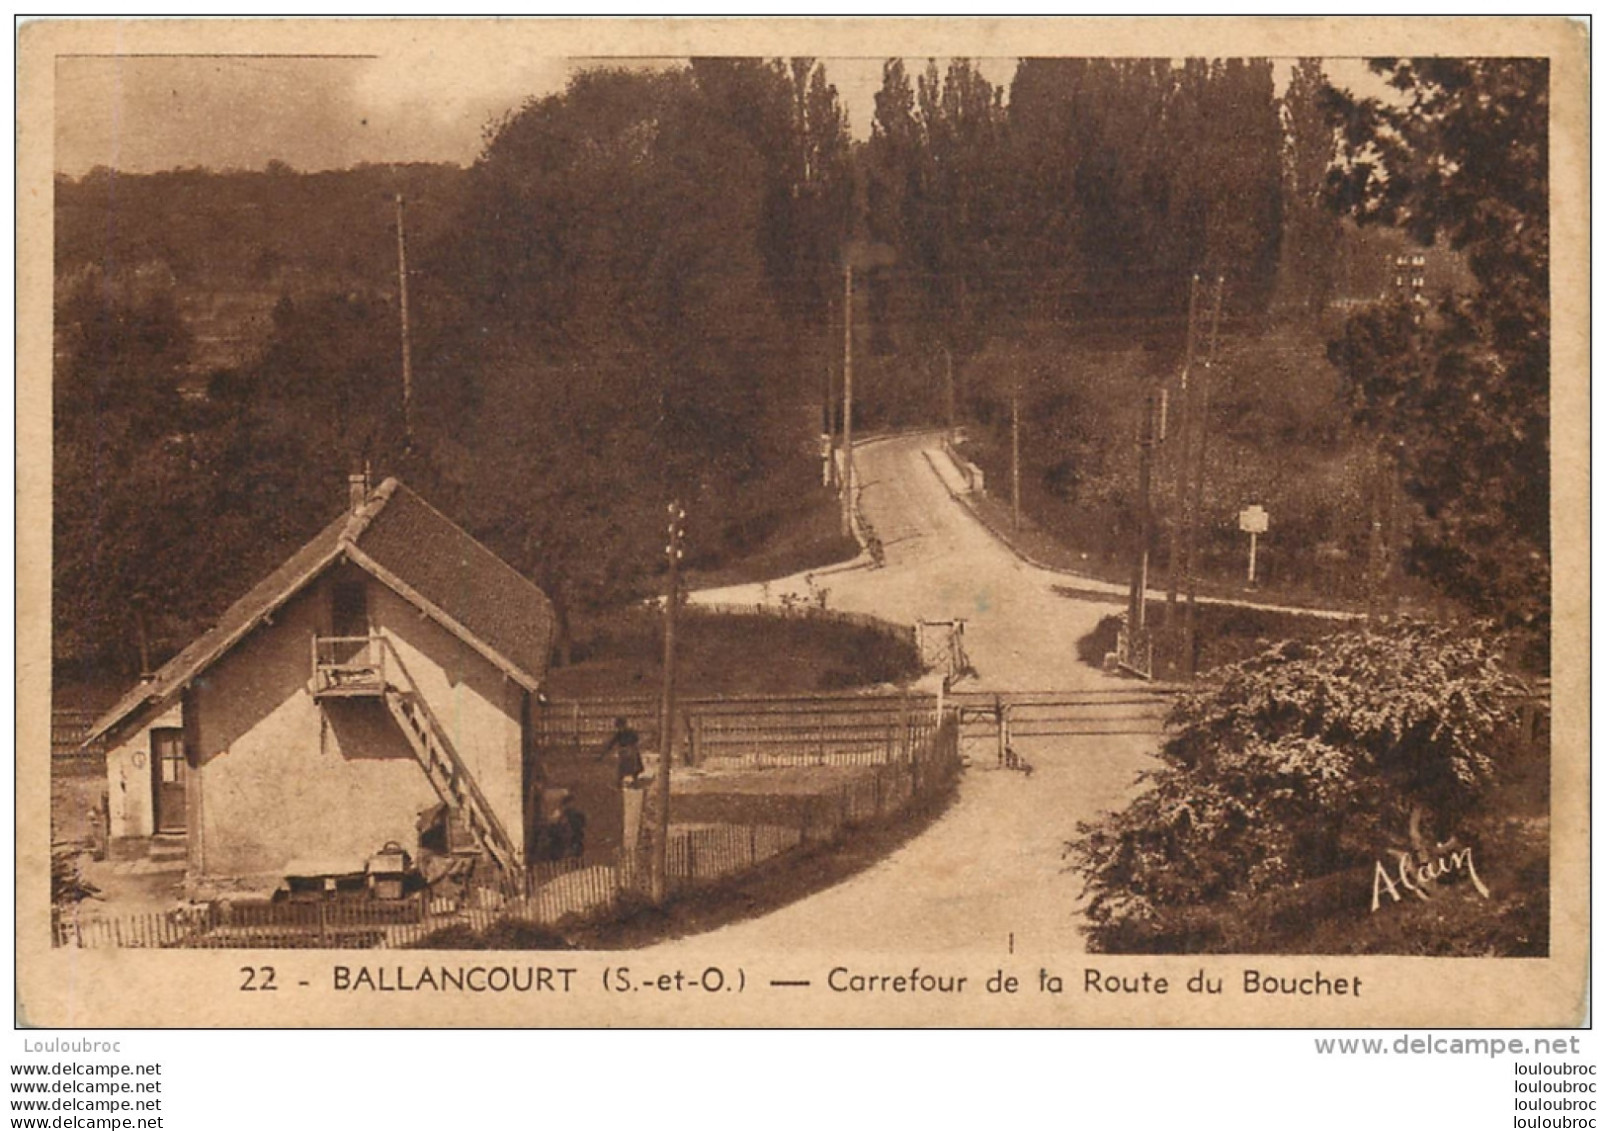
xmin=16 ymin=17 xmax=1589 ymax=1033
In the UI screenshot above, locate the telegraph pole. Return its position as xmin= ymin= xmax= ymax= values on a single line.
xmin=651 ymin=502 xmax=685 ymax=905
xmin=1129 ymin=390 xmax=1158 ymax=634
xmin=1365 ymin=447 xmax=1399 ymax=627
xmin=840 ymin=263 xmax=855 ymax=538
xmin=944 ymin=346 xmax=956 ymax=441
xmin=1165 ymin=275 xmax=1202 ymax=628
xmin=824 ymin=318 xmax=836 ymax=489
xmin=1181 ymin=275 xmax=1226 ymax=677
xmin=395 ymin=194 xmax=414 ymax=449
xmin=1011 ymin=375 xmax=1022 ymax=531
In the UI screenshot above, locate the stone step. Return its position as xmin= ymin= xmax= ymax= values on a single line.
xmin=147 ymin=836 xmax=187 ymax=862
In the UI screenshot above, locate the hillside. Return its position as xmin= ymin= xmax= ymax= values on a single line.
xmin=55 ymin=162 xmax=468 ymax=375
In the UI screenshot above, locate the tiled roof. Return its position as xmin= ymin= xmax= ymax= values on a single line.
xmin=86 ymin=478 xmax=554 ymax=744
xmin=352 ymin=482 xmax=555 ymax=690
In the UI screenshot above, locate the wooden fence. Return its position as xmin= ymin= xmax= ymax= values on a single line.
xmin=948 ymin=688 xmax=1182 ymax=743
xmin=51 ymin=709 xmax=105 ymax=768
xmin=948 ymin=683 xmax=1552 ymax=754
xmin=533 ymin=690 xmax=942 ymax=769
xmin=56 ymin=713 xmax=960 ymax=949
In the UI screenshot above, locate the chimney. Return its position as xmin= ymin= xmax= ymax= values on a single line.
xmin=348 ymin=472 xmax=370 ymax=513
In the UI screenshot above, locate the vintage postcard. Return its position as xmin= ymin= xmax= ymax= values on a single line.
xmin=16 ymin=17 xmax=1588 ymax=1028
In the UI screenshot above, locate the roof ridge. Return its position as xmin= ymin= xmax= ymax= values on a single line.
xmin=84 ymin=475 xmax=555 ymax=748
xmin=340 ymin=476 xmax=399 ymax=545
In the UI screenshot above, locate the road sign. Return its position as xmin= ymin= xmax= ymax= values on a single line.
xmin=1239 ymin=505 xmax=1268 ymax=586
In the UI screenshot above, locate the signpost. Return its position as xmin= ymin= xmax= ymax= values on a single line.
xmin=1239 ymin=504 xmax=1268 ymax=586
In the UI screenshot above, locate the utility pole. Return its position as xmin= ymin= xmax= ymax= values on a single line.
xmin=651 ymin=501 xmax=685 ymax=905
xmin=823 ymin=321 xmax=836 ymax=488
xmin=840 ymin=263 xmax=855 ymax=538
xmin=1165 ymin=275 xmax=1202 ymax=629
xmin=1011 ymin=375 xmax=1022 ymax=531
xmin=1364 ymin=446 xmax=1400 ymax=627
xmin=1129 ymin=390 xmax=1158 ymax=634
xmin=395 ymin=194 xmax=414 ymax=449
xmin=944 ymin=346 xmax=956 ymax=441
xmin=823 ymin=288 xmax=838 ymax=489
xmin=1381 ymin=448 xmax=1399 ymax=619
xmin=1182 ymin=275 xmax=1226 ymax=677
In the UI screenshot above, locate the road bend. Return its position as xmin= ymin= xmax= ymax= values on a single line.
xmin=651 ymin=432 xmax=1162 ymax=956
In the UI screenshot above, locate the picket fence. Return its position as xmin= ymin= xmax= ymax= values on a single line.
xmin=55 ymin=713 xmax=960 ymax=950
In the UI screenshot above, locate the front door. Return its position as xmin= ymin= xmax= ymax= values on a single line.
xmin=150 ymin=728 xmax=186 ymax=834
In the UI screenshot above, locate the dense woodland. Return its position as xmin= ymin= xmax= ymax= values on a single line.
xmin=53 ymin=58 xmax=1548 ymax=687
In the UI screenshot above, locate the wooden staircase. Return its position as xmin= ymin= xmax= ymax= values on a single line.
xmin=382 ymin=685 xmax=522 ymax=877
xmin=313 ymin=633 xmax=522 ymax=878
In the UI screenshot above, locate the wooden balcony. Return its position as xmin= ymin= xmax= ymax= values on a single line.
xmin=311 ymin=635 xmax=389 ymax=698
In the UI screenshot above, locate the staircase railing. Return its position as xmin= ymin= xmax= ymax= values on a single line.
xmin=334 ymin=634 xmax=522 ymax=877
xmin=311 ymin=635 xmax=387 ymax=695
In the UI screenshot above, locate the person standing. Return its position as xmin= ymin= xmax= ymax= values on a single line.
xmin=598 ymin=717 xmax=644 ymax=788
xmin=560 ymin=795 xmax=587 ymax=859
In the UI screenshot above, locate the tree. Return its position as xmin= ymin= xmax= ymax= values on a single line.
xmin=54 ymin=272 xmax=195 ymax=671
xmin=422 ymin=64 xmax=848 ymax=647
xmin=53 ymin=269 xmax=360 ymax=676
xmin=921 ymin=59 xmax=1010 ymax=353
xmin=251 ymin=289 xmax=407 ymax=463
xmin=863 ymin=58 xmax=1007 ymax=390
xmin=1163 ymin=58 xmax=1285 ymax=316
xmin=691 ymin=58 xmax=854 ymax=331
xmin=52 ymin=162 xmax=481 ymax=679
xmin=1326 ymin=59 xmax=1549 ymax=635
xmin=1276 ymin=58 xmax=1341 ymax=314
xmin=1002 ymin=58 xmax=1284 ymax=326
xmin=1068 ymin=622 xmax=1524 ymax=952
xmin=54 ymin=269 xmax=192 ymax=417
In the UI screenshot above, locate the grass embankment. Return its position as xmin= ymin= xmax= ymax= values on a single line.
xmin=957 ymin=445 xmax=1367 ymax=617
xmin=573 ymin=782 xmax=958 ymax=949
xmin=950 ymin=321 xmax=1447 ymax=618
xmin=684 ymin=484 xmax=858 ymax=590
xmin=408 ymin=774 xmax=960 ymax=951
xmin=1076 ymin=601 xmax=1352 ymax=678
xmin=545 ymin=609 xmax=921 ymax=699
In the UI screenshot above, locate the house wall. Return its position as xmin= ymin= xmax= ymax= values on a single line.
xmin=370 ymin=584 xmax=525 ymax=861
xmin=130 ymin=561 xmax=529 ymax=885
xmin=189 ymin=575 xmax=438 ymax=884
xmin=105 ymin=704 xmax=182 ymax=841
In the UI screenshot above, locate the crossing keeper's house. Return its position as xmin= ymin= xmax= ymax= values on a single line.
xmin=84 ymin=475 xmax=555 ymax=892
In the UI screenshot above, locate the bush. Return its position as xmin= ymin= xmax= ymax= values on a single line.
xmin=1067 ymin=621 xmax=1526 ymax=950
xmin=51 ymin=848 xmax=99 ymax=910
xmin=1077 ymin=614 xmax=1122 ymax=668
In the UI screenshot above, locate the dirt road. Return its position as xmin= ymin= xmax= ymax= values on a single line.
xmin=651 ymin=433 xmax=1161 ymax=955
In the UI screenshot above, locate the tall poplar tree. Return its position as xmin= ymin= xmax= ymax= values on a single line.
xmin=1326 ymin=58 xmax=1550 ymax=634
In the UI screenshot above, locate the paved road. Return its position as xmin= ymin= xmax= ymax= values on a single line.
xmin=649 ymin=433 xmax=1162 ymax=955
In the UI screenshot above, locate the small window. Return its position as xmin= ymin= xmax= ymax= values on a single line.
xmin=152 ymin=729 xmax=184 ymax=782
